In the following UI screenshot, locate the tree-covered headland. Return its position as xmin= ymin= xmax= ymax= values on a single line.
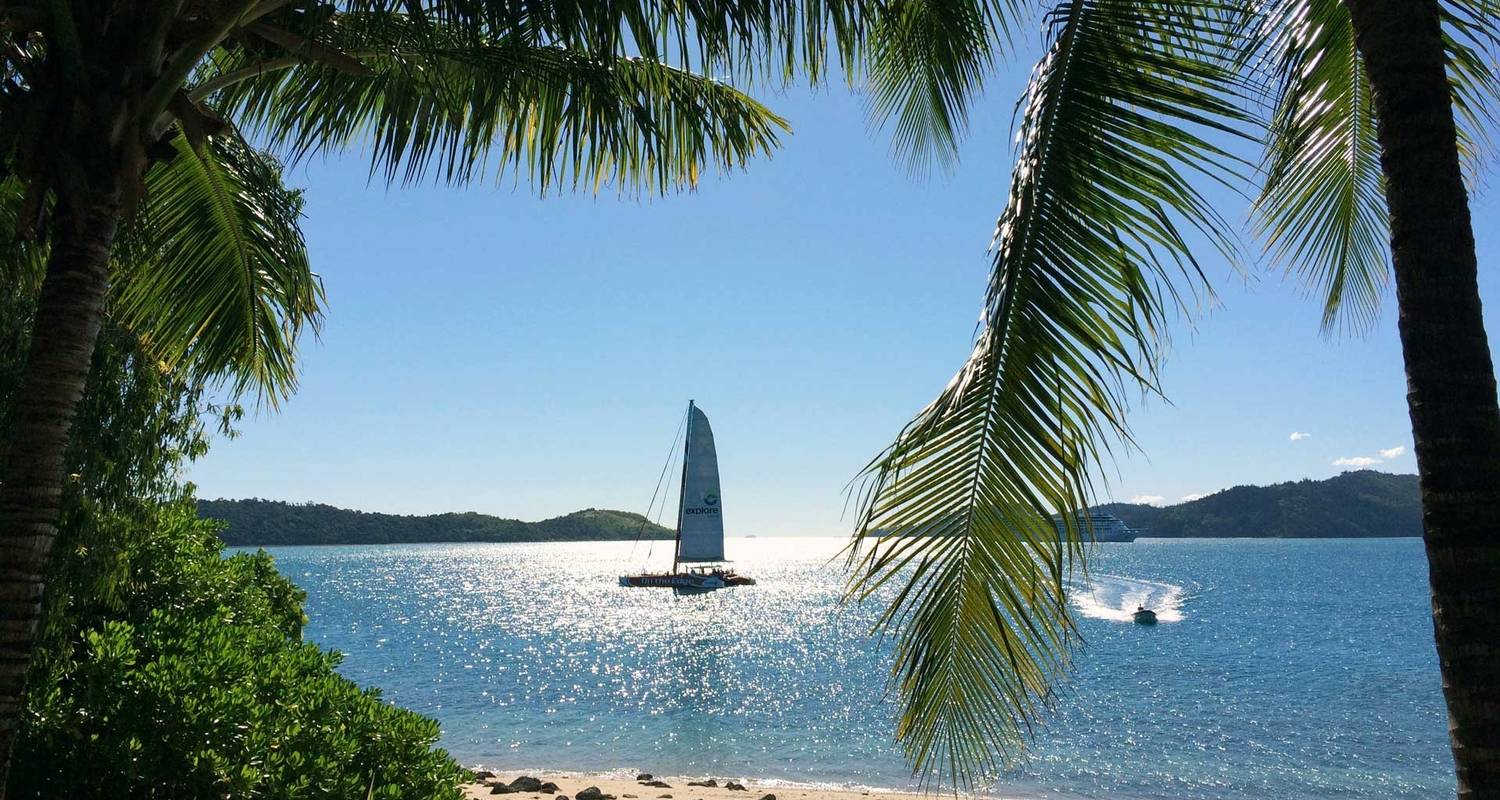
xmin=201 ymin=500 xmax=673 ymax=547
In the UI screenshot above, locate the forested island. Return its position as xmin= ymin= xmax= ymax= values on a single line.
xmin=200 ymin=500 xmax=672 ymax=546
xmin=205 ymin=470 xmax=1420 ymax=546
xmin=1097 ymin=470 xmax=1421 ymax=538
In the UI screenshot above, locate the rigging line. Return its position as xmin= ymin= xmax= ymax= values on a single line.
xmin=645 ymin=410 xmax=689 ymax=565
xmin=645 ymin=441 xmax=680 ymax=565
xmin=631 ymin=404 xmax=690 ymax=565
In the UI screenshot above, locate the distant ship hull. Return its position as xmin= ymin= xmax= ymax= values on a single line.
xmin=1054 ymin=512 xmax=1139 ymax=542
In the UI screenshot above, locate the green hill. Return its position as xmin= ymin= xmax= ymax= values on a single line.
xmin=1095 ymin=470 xmax=1422 ymax=538
xmin=205 ymin=470 xmax=1422 ymax=544
xmin=199 ymin=499 xmax=673 ymax=546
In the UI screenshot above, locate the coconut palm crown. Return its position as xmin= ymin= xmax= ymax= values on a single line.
xmin=844 ymin=0 xmax=1500 ymax=794
xmin=0 ymin=0 xmax=862 ymax=790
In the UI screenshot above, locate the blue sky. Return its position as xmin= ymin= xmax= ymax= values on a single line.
xmin=185 ymin=60 xmax=1500 ymax=537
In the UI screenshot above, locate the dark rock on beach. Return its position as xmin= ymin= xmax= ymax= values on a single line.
xmin=510 ymin=776 xmax=546 ymax=792
xmin=644 ymin=781 xmax=671 ymax=788
xmin=541 ymin=783 xmax=560 ymax=794
xmin=491 ymin=787 xmax=516 ymax=795
xmin=473 ymin=771 xmax=497 ymax=781
xmin=687 ymin=780 xmax=717 ymax=788
xmin=636 ymin=775 xmax=653 ymax=782
xmin=760 ymin=794 xmax=776 ymax=800
xmin=577 ymin=787 xmax=615 ymax=800
xmin=725 ymin=783 xmax=747 ymax=792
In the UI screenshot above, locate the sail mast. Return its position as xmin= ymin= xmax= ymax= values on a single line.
xmin=672 ymin=400 xmax=694 ymax=573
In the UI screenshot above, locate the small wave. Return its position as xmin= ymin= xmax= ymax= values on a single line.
xmin=1071 ymin=573 xmax=1184 ymax=623
xmin=473 ymin=768 xmax=1050 ymax=799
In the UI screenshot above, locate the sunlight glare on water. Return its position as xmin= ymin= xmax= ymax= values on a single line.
xmin=265 ymin=537 xmax=1452 ymax=800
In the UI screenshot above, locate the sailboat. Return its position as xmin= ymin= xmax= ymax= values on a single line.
xmin=619 ymin=401 xmax=755 ymax=591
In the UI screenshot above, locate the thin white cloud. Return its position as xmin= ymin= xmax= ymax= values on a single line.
xmin=1332 ymin=445 xmax=1407 ymax=469
xmin=1130 ymin=494 xmax=1167 ymax=506
xmin=1290 ymin=431 xmax=1311 ymax=441
xmin=1180 ymin=492 xmax=1209 ymax=502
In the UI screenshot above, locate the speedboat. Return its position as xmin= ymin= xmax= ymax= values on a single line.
xmin=1132 ymin=606 xmax=1158 ymax=625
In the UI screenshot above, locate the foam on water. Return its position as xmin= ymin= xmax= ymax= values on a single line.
xmin=1070 ymin=573 xmax=1186 ymax=623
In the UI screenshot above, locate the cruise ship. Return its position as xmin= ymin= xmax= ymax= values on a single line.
xmin=1053 ymin=512 xmax=1139 ymax=542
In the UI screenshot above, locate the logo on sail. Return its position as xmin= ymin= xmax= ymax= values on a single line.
xmin=686 ymin=491 xmax=720 ymax=516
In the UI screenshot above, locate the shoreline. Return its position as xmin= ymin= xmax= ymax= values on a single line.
xmin=460 ymin=771 xmax=1044 ymax=800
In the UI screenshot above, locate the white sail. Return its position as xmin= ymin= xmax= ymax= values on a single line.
xmin=676 ymin=403 xmax=724 ymax=563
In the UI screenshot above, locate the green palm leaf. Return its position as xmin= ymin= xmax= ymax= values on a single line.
xmin=1441 ymin=0 xmax=1500 ymax=181
xmin=202 ymin=13 xmax=789 ymax=193
xmin=1248 ymin=0 xmax=1387 ymax=333
xmin=112 ymin=133 xmax=324 ymax=407
xmin=846 ymin=0 xmax=1247 ymax=782
xmin=0 ymin=180 xmax=48 ymax=294
xmin=863 ymin=0 xmax=1027 ymax=170
xmin=338 ymin=0 xmax=863 ymax=85
xmin=1244 ymin=0 xmax=1499 ymax=332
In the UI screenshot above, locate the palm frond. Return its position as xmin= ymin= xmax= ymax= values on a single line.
xmin=335 ymin=0 xmax=865 ymax=85
xmin=1443 ymin=0 xmax=1500 ymax=183
xmin=1243 ymin=0 xmax=1500 ymax=332
xmin=1247 ymin=0 xmax=1387 ymax=333
xmin=0 ymin=179 xmax=48 ymax=294
xmin=112 ymin=133 xmax=324 ymax=407
xmin=863 ymin=0 xmax=1028 ymax=170
xmin=204 ymin=12 xmax=789 ymax=192
xmin=846 ymin=0 xmax=1247 ymax=783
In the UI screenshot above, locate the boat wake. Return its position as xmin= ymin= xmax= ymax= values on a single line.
xmin=1070 ymin=573 xmax=1185 ymax=623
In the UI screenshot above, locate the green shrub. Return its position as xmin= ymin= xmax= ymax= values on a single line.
xmin=10 ymin=501 xmax=467 ymax=799
xmin=3 ymin=285 xmax=466 ymax=798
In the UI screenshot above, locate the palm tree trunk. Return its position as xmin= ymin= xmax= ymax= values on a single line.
xmin=1344 ymin=1 xmax=1500 ymax=796
xmin=0 ymin=193 xmax=119 ymax=796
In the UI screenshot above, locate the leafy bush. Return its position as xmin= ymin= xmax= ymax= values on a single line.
xmin=9 ymin=501 xmax=467 ymax=799
xmin=2 ymin=290 xmax=466 ymax=799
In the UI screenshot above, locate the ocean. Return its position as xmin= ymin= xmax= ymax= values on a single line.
xmin=261 ymin=537 xmax=1453 ymax=800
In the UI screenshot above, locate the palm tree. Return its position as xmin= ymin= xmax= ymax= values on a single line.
xmin=844 ymin=0 xmax=1500 ymax=794
xmin=0 ymin=131 xmax=322 ymax=793
xmin=0 ymin=0 xmax=855 ymax=789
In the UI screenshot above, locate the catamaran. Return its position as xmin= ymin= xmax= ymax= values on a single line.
xmin=619 ymin=401 xmax=755 ymax=591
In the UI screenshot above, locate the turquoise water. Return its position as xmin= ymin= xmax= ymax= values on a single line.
xmin=264 ymin=538 xmax=1453 ymax=799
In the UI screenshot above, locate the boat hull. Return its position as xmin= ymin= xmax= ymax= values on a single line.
xmin=1133 ymin=610 xmax=1158 ymax=625
xmin=618 ymin=571 xmax=756 ymax=590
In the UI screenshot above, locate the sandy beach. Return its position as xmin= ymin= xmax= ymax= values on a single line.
xmin=462 ymin=772 xmax=933 ymax=800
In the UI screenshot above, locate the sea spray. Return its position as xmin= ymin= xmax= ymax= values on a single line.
xmin=1070 ymin=573 xmax=1187 ymax=623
